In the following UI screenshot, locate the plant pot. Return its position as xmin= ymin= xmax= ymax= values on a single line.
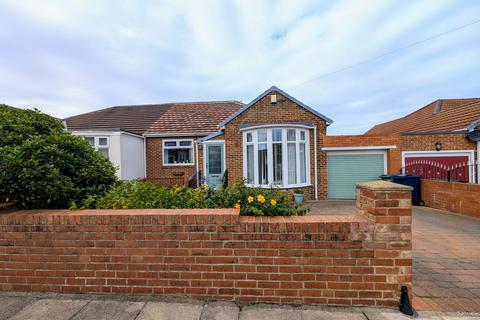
xmin=293 ymin=193 xmax=304 ymax=204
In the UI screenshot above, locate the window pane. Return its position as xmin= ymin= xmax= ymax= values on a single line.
xmin=299 ymin=143 xmax=306 ymax=183
xmin=164 ymin=141 xmax=176 ymax=147
xmin=98 ymin=137 xmax=108 ymax=146
xmin=258 ymin=143 xmax=268 ymax=184
xmin=287 ymin=129 xmax=296 ymax=141
xmin=208 ymin=145 xmax=222 ymax=174
xmin=179 ymin=140 xmax=192 ymax=147
xmin=258 ymin=130 xmax=267 ymax=142
xmin=287 ymin=143 xmax=296 ymax=184
xmin=300 ymin=131 xmax=306 ymax=141
xmin=246 ymin=133 xmax=252 ymax=142
xmin=98 ymin=148 xmax=109 ymax=158
xmin=273 ymin=143 xmax=282 ymax=185
xmin=165 ymin=149 xmax=192 ymax=164
xmin=85 ymin=137 xmax=95 ymax=147
xmin=246 ymin=145 xmax=254 ymax=184
xmin=272 ymin=129 xmax=282 ymax=141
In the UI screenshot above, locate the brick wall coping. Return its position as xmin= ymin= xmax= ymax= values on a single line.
xmin=356 ymin=181 xmax=412 ymax=192
xmin=0 ymin=208 xmax=367 ymax=225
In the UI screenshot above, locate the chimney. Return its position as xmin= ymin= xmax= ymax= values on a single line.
xmin=433 ymin=100 xmax=442 ymax=114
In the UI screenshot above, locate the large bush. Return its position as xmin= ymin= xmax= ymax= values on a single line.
xmin=83 ymin=180 xmax=307 ymax=216
xmin=0 ymin=105 xmax=117 ymax=208
xmin=0 ymin=104 xmax=64 ymax=147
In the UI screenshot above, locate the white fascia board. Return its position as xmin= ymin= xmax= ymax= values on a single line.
xmin=322 ymin=146 xmax=397 ymax=151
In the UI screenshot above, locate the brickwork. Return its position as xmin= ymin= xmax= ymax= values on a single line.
xmin=146 ymin=137 xmax=203 ymax=186
xmin=421 ymin=179 xmax=480 ymax=218
xmin=324 ymin=133 xmax=478 ymax=176
xmin=0 ymin=182 xmax=411 ymax=307
xmin=223 ymin=92 xmax=328 ymax=200
xmin=324 ymin=135 xmax=403 ymax=174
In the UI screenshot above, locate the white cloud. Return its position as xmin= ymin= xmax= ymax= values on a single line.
xmin=0 ymin=0 xmax=479 ymax=132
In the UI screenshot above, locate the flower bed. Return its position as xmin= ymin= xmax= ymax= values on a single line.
xmin=73 ymin=180 xmax=308 ymax=216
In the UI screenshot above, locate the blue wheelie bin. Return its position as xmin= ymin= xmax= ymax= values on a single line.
xmin=391 ymin=175 xmax=422 ymax=206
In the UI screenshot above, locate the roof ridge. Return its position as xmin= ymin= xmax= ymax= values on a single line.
xmin=112 ymin=100 xmax=244 ymax=108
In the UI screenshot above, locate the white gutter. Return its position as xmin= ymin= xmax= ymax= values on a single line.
xmin=143 ymin=132 xmax=207 ymax=137
xmin=195 ymin=142 xmax=200 ymax=188
xmin=143 ymin=136 xmax=147 ymax=178
xmin=314 ymin=126 xmax=318 ymax=200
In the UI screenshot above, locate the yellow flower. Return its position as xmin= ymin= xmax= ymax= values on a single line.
xmin=257 ymin=195 xmax=265 ymax=203
xmin=203 ymin=183 xmax=209 ymax=190
xmin=270 ymin=199 xmax=277 ymax=206
xmin=234 ymin=203 xmax=241 ymax=209
xmin=247 ymin=196 xmax=254 ymax=203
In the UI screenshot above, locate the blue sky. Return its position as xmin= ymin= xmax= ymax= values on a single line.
xmin=0 ymin=0 xmax=479 ymax=134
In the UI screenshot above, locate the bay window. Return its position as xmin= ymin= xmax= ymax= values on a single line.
xmin=243 ymin=127 xmax=310 ymax=188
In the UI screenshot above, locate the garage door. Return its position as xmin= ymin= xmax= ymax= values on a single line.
xmin=328 ymin=153 xmax=385 ymax=199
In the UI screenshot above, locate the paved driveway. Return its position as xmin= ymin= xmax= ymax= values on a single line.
xmin=413 ymin=206 xmax=480 ymax=312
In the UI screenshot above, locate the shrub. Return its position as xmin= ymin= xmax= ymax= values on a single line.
xmin=90 ymin=180 xmax=204 ymax=209
xmin=87 ymin=180 xmax=307 ymax=216
xmin=0 ymin=104 xmax=64 ymax=147
xmin=0 ymin=105 xmax=117 ymax=208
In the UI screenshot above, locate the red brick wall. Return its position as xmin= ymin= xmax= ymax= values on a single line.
xmin=223 ymin=92 xmax=328 ymax=200
xmin=421 ymin=179 xmax=480 ymax=218
xmin=0 ymin=183 xmax=411 ymax=307
xmin=146 ymin=137 xmax=203 ymax=186
xmin=324 ymin=133 xmax=477 ymax=176
xmin=324 ymin=135 xmax=403 ymax=174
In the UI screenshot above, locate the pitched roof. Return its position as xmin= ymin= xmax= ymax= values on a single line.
xmin=364 ymin=98 xmax=480 ymax=135
xmin=64 ymin=101 xmax=244 ymax=135
xmin=219 ymin=86 xmax=333 ymax=127
xmin=145 ymin=101 xmax=243 ymax=134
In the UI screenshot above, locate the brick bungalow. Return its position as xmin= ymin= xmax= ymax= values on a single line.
xmin=64 ymin=86 xmax=333 ymax=200
xmin=64 ymin=90 xmax=480 ymax=201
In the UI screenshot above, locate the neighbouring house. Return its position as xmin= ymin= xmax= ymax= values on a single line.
xmin=324 ymin=98 xmax=480 ymax=199
xmin=64 ymin=86 xmax=333 ymax=200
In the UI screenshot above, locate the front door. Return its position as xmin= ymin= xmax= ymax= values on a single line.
xmin=205 ymin=143 xmax=225 ymax=188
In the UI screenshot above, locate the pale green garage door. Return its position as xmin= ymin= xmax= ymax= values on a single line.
xmin=327 ymin=153 xmax=385 ymax=199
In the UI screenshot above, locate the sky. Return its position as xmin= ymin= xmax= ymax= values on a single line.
xmin=0 ymin=0 xmax=479 ymax=135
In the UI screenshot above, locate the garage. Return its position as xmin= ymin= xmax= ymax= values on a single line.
xmin=326 ymin=150 xmax=387 ymax=199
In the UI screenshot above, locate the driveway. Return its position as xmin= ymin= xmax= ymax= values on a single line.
xmin=308 ymin=201 xmax=480 ymax=312
xmin=413 ymin=206 xmax=480 ymax=312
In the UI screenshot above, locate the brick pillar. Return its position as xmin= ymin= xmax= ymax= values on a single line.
xmin=355 ymin=180 xmax=413 ymax=306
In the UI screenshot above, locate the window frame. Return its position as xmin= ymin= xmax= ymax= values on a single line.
xmin=84 ymin=136 xmax=110 ymax=158
xmin=162 ymin=139 xmax=195 ymax=167
xmin=242 ymin=127 xmax=311 ymax=188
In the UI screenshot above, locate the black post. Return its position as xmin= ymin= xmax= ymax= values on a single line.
xmin=447 ymin=170 xmax=451 ymax=182
xmin=399 ymin=286 xmax=416 ymax=316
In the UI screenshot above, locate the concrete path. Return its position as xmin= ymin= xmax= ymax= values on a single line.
xmin=412 ymin=206 xmax=480 ymax=312
xmin=0 ymin=292 xmax=478 ymax=320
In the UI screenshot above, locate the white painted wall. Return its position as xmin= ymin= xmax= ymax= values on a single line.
xmin=120 ymin=133 xmax=145 ymax=180
xmin=70 ymin=130 xmax=144 ymax=180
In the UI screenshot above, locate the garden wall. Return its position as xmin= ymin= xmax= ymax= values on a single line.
xmin=421 ymin=179 xmax=480 ymax=218
xmin=0 ymin=182 xmax=412 ymax=307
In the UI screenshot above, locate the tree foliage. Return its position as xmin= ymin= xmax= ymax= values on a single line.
xmin=0 ymin=105 xmax=117 ymax=208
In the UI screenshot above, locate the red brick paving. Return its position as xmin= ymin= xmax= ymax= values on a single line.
xmin=412 ymin=206 xmax=480 ymax=312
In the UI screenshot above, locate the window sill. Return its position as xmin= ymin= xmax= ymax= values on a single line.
xmin=245 ymin=183 xmax=311 ymax=189
xmin=162 ymin=163 xmax=195 ymax=167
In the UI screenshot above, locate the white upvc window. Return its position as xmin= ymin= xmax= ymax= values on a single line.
xmin=163 ymin=139 xmax=194 ymax=166
xmin=84 ymin=136 xmax=110 ymax=158
xmin=243 ymin=127 xmax=310 ymax=188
